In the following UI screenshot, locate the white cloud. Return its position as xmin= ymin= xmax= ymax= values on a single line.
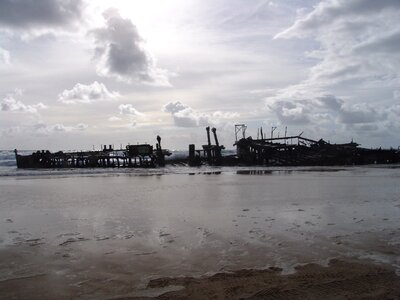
xmin=1 ymin=94 xmax=47 ymax=114
xmin=173 ymin=108 xmax=209 ymax=128
xmin=33 ymin=122 xmax=89 ymax=135
xmin=0 ymin=126 xmax=22 ymax=137
xmin=58 ymin=81 xmax=119 ymax=104
xmin=163 ymin=101 xmax=189 ymax=114
xmin=212 ymin=111 xmax=240 ymax=119
xmin=2 ymin=0 xmax=400 ymax=149
xmin=268 ymin=0 xmax=400 ymax=143
xmin=74 ymin=123 xmax=89 ymax=131
xmin=1 ymin=122 xmax=89 ymax=138
xmin=108 ymin=116 xmax=122 ymax=122
xmin=118 ymin=104 xmax=144 ymax=116
xmin=268 ymin=100 xmax=311 ymax=125
xmin=274 ymin=0 xmax=400 ymax=89
xmin=163 ymin=101 xmax=239 ymax=128
xmin=354 ymin=30 xmax=400 ymax=54
xmin=274 ymin=0 xmax=400 ymax=39
xmin=163 ymin=101 xmax=209 ymax=127
xmin=266 ymin=94 xmax=388 ymax=126
xmin=90 ymin=8 xmax=170 ymax=86
xmin=0 ymin=47 xmax=11 ymax=65
xmin=339 ymin=103 xmax=384 ymax=124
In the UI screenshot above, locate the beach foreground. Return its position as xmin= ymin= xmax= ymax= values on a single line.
xmin=1 ymin=252 xmax=399 ymax=299
xmin=1 ymin=166 xmax=400 ymax=299
xmin=137 ymin=259 xmax=400 ymax=299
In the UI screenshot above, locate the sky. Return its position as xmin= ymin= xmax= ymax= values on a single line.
xmin=1 ymin=0 xmax=400 ymax=150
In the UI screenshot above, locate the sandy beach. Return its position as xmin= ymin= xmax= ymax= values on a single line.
xmin=2 ymin=0 xmax=400 ymax=297
xmin=1 ymin=166 xmax=400 ymax=299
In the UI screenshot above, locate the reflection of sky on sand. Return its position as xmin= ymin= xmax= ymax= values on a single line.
xmin=1 ymin=166 xmax=400 ymax=293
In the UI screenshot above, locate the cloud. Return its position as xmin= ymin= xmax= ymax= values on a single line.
xmin=0 ymin=126 xmax=22 ymax=137
xmin=354 ymin=30 xmax=400 ymax=54
xmin=338 ymin=103 xmax=384 ymax=124
xmin=163 ymin=101 xmax=189 ymax=114
xmin=274 ymin=0 xmax=400 ymax=39
xmin=389 ymin=104 xmax=400 ymax=117
xmin=266 ymin=94 xmax=387 ymax=126
xmin=1 ymin=122 xmax=88 ymax=137
xmin=173 ymin=109 xmax=209 ymax=128
xmin=268 ymin=100 xmax=311 ymax=125
xmin=118 ymin=104 xmax=144 ymax=116
xmin=268 ymin=0 xmax=400 ymax=143
xmin=163 ymin=101 xmax=239 ymax=127
xmin=74 ymin=123 xmax=89 ymax=131
xmin=90 ymin=8 xmax=170 ymax=86
xmin=58 ymin=81 xmax=119 ymax=104
xmin=274 ymin=0 xmax=400 ymax=87
xmin=1 ymin=93 xmax=47 ymax=113
xmin=33 ymin=122 xmax=88 ymax=135
xmin=108 ymin=116 xmax=122 ymax=122
xmin=0 ymin=0 xmax=84 ymax=31
xmin=0 ymin=47 xmax=11 ymax=65
xmin=212 ymin=111 xmax=240 ymax=120
xmin=316 ymin=95 xmax=343 ymax=111
xmin=163 ymin=101 xmax=209 ymax=127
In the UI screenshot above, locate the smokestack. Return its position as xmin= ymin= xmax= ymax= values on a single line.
xmin=212 ymin=127 xmax=219 ymax=147
xmin=206 ymin=126 xmax=211 ymax=146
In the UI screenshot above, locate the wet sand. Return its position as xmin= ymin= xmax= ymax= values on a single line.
xmin=136 ymin=259 xmax=400 ymax=299
xmin=1 ymin=166 xmax=400 ymax=299
xmin=1 ymin=245 xmax=399 ymax=299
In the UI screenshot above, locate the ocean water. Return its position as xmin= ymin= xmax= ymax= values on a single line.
xmin=1 ymin=150 xmax=400 ymax=298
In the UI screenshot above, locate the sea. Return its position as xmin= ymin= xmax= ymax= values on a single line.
xmin=1 ymin=149 xmax=400 ymax=298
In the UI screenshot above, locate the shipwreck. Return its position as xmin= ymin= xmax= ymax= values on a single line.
xmin=14 ymin=124 xmax=400 ymax=168
xmin=14 ymin=135 xmax=168 ymax=169
xmin=234 ymin=124 xmax=399 ymax=166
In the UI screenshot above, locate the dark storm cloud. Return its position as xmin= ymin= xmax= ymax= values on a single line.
xmin=0 ymin=0 xmax=84 ymax=29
